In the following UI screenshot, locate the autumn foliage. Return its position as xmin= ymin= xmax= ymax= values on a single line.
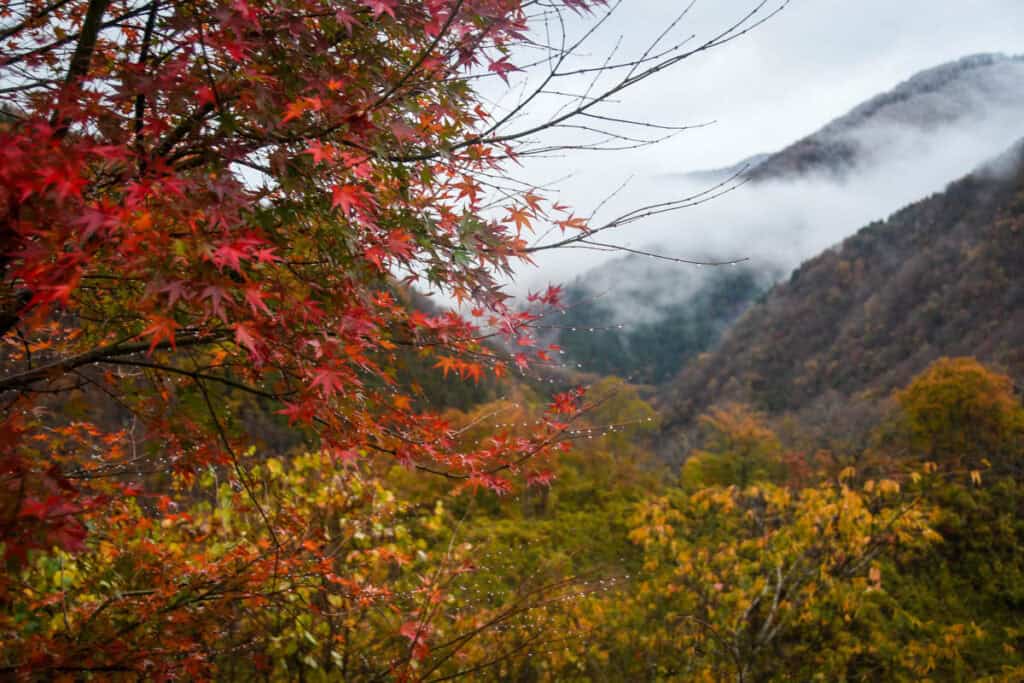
xmin=4 ymin=1 xmax=1023 ymax=680
xmin=895 ymin=356 xmax=1024 ymax=468
xmin=1 ymin=0 xmax=598 ymax=676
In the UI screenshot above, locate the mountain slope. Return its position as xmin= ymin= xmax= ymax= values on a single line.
xmin=662 ymin=141 xmax=1024 ymax=432
xmin=746 ymin=53 xmax=1024 ymax=182
xmin=553 ymin=53 xmax=1024 ymax=385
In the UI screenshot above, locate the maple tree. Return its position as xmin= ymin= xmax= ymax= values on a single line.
xmin=0 ymin=0 xmax=789 ymax=676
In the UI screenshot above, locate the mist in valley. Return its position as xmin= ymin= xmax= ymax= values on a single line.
xmin=526 ymin=55 xmax=1024 ymax=330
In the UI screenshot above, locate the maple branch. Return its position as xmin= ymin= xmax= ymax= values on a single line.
xmin=391 ymin=0 xmax=788 ymax=162
xmin=132 ymin=0 xmax=160 ymax=141
xmin=51 ymin=0 xmax=112 ymax=135
xmin=154 ymin=102 xmax=215 ymax=159
xmin=2 ymin=2 xmax=155 ymax=71
xmin=524 ymin=166 xmax=748 ymax=255
xmin=575 ymin=240 xmax=750 ymax=267
xmin=0 ymin=290 xmax=30 ymax=340
xmin=0 ymin=332 xmax=225 ymax=393
xmin=418 ymin=575 xmax=591 ymax=679
xmin=193 ymin=375 xmax=282 ymax=551
xmin=0 ymin=665 xmax=137 ymax=674
xmin=367 ymin=0 xmax=466 ymax=114
xmin=101 ymin=358 xmax=293 ymax=402
xmin=0 ymin=0 xmax=76 ymax=42
xmin=99 ymin=552 xmax=271 ymax=653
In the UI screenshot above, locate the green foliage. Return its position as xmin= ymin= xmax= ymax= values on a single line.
xmin=377 ymin=359 xmax=1024 ymax=681
xmin=894 ymin=356 xmax=1024 ymax=468
xmin=681 ymin=403 xmax=788 ymax=490
xmin=428 ymin=358 xmax=1024 ymax=681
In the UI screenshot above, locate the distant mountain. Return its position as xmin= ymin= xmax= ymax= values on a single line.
xmin=666 ymin=53 xmax=1024 ymax=185
xmin=747 ymin=53 xmax=1024 ymax=182
xmin=662 ymin=140 xmax=1024 ymax=434
xmin=553 ymin=53 xmax=1024 ymax=384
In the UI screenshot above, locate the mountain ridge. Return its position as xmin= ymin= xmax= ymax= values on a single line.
xmin=553 ymin=53 xmax=1024 ymax=386
xmin=747 ymin=52 xmax=1024 ymax=181
xmin=662 ymin=138 xmax=1024 ymax=436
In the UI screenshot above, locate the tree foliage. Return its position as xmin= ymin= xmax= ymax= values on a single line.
xmin=681 ymin=403 xmax=786 ymax=490
xmin=627 ymin=477 xmax=939 ymax=681
xmin=895 ymin=356 xmax=1024 ymax=468
xmin=4 ymin=0 xmax=1022 ymax=680
xmin=0 ymin=0 xmax=614 ymax=675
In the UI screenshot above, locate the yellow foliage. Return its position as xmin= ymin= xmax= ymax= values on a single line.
xmin=895 ymin=357 xmax=1024 ymax=467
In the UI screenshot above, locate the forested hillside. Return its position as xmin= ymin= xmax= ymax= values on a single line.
xmin=556 ymin=262 xmax=774 ymax=384
xmin=553 ymin=53 xmax=1024 ymax=384
xmin=4 ymin=2 xmax=1024 ymax=681
xmin=664 ymin=141 xmax=1024 ymax=435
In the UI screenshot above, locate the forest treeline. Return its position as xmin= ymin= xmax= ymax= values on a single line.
xmin=8 ymin=357 xmax=1024 ymax=681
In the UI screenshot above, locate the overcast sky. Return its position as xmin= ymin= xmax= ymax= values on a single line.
xmin=530 ymin=0 xmax=1024 ymax=174
xmin=483 ymin=0 xmax=1024 ymax=294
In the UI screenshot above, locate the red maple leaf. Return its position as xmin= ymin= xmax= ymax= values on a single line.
xmin=310 ymin=367 xmax=346 ymax=397
xmin=433 ymin=356 xmax=457 ymax=378
xmin=211 ymin=241 xmax=248 ymax=272
xmin=200 ymin=285 xmax=229 ymax=320
xmin=362 ymin=0 xmax=397 ymax=19
xmin=243 ymin=286 xmax=271 ymax=314
xmin=304 ymin=141 xmax=335 ymax=164
xmin=334 ymin=9 xmax=360 ymax=34
xmin=282 ymin=99 xmax=310 ymax=123
xmin=277 ymin=402 xmax=314 ymax=425
xmin=365 ymin=245 xmax=387 ymax=269
xmin=487 ymin=56 xmax=520 ymax=84
xmin=331 ymin=184 xmax=373 ymax=214
xmin=505 ymin=205 xmax=532 ymax=232
xmin=386 ymin=230 xmax=416 ymax=260
xmin=159 ymin=280 xmax=190 ymax=307
xmin=234 ymin=323 xmax=261 ymax=356
xmin=140 ymin=316 xmax=177 ymax=353
xmin=38 ymin=165 xmax=87 ymax=201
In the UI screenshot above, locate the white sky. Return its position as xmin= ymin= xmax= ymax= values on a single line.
xmin=488 ymin=0 xmax=1024 ymax=292
xmin=530 ymin=0 xmax=1024 ymax=174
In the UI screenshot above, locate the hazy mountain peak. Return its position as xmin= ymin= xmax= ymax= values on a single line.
xmin=747 ymin=52 xmax=1024 ymax=181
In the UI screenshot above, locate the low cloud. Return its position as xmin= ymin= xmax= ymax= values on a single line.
xmin=519 ymin=68 xmax=1024 ymax=320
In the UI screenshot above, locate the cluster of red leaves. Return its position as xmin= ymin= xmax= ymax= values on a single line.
xmin=0 ymin=443 xmax=89 ymax=568
xmin=0 ymin=0 xmax=602 ymax=676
